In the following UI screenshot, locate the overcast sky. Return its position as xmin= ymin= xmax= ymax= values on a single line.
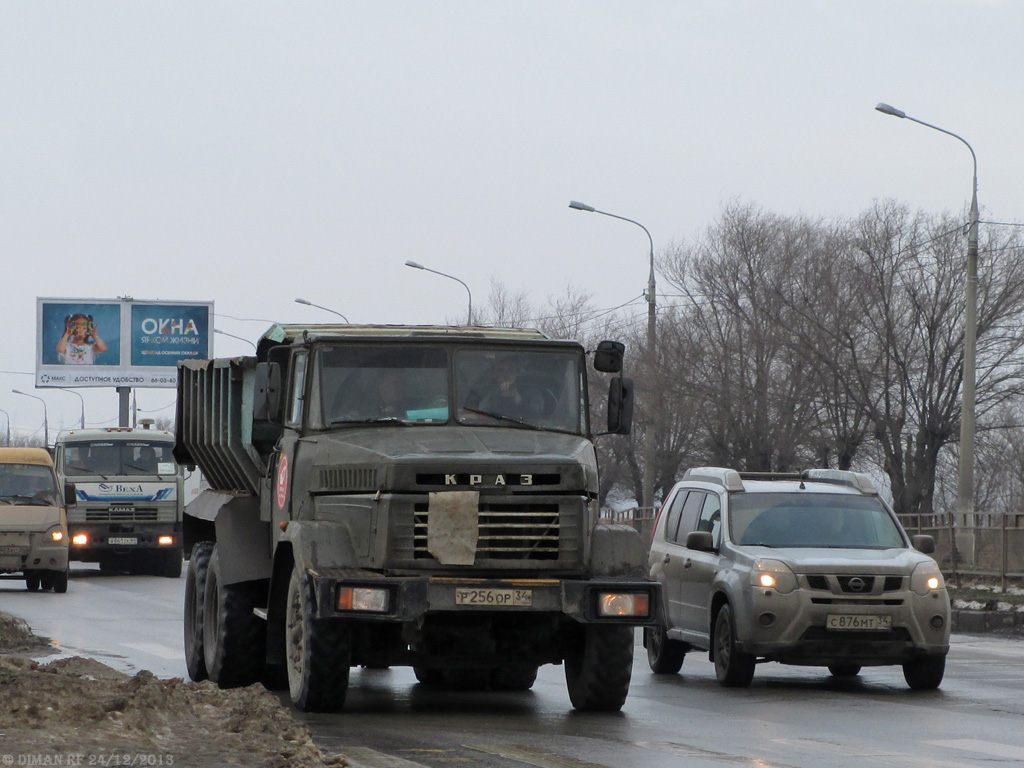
xmin=1 ymin=0 xmax=1020 ymax=438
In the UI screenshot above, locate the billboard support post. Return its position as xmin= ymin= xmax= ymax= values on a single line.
xmin=118 ymin=387 xmax=131 ymax=428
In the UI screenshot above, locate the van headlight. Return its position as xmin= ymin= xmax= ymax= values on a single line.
xmin=911 ymin=562 xmax=945 ymax=595
xmin=751 ymin=559 xmax=797 ymax=594
xmin=46 ymin=525 xmax=66 ymax=543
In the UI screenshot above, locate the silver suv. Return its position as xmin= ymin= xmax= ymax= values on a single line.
xmin=646 ymin=467 xmax=950 ymax=689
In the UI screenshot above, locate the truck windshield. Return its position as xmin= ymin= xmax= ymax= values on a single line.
xmin=314 ymin=344 xmax=584 ymax=433
xmin=730 ymin=493 xmax=906 ymax=549
xmin=0 ymin=464 xmax=59 ymax=506
xmin=61 ymin=441 xmax=177 ymax=477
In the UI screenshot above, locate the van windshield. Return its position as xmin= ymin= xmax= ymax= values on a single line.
xmin=62 ymin=441 xmax=176 ymax=477
xmin=0 ymin=464 xmax=60 ymax=506
xmin=730 ymin=493 xmax=905 ymax=549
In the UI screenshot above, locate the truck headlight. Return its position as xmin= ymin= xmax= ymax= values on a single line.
xmin=337 ymin=587 xmax=390 ymax=613
xmin=911 ymin=562 xmax=945 ymax=595
xmin=72 ymin=534 xmax=89 ymax=546
xmin=751 ymin=560 xmax=798 ymax=594
xmin=597 ymin=591 xmax=650 ymax=618
xmin=158 ymin=536 xmax=175 ymax=546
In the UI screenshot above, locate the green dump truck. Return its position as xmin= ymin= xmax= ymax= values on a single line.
xmin=175 ymin=323 xmax=659 ymax=712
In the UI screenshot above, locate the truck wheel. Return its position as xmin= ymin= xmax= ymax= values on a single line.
xmin=713 ymin=604 xmax=756 ymax=687
xmin=40 ymin=571 xmax=54 ymax=591
xmin=903 ymin=655 xmax=945 ymax=690
xmin=25 ymin=571 xmax=40 ymax=592
xmin=52 ymin=568 xmax=69 ymax=594
xmin=442 ymin=669 xmax=491 ymax=690
xmin=413 ymin=667 xmax=444 ymax=686
xmin=203 ymin=546 xmax=266 ymax=688
xmin=184 ymin=542 xmax=214 ymax=681
xmin=286 ymin=566 xmax=350 ymax=711
xmin=162 ymin=550 xmax=183 ymax=578
xmin=646 ymin=625 xmax=686 ymax=674
xmin=564 ymin=625 xmax=634 ymax=712
xmin=828 ymin=663 xmax=861 ymax=678
xmin=491 ymin=663 xmax=539 ymax=691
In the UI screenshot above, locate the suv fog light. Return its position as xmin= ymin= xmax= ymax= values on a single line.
xmin=598 ymin=592 xmax=650 ymax=618
xmin=72 ymin=534 xmax=89 ymax=546
xmin=758 ymin=612 xmax=776 ymax=628
xmin=337 ymin=587 xmax=389 ymax=612
xmin=930 ymin=615 xmax=945 ymax=630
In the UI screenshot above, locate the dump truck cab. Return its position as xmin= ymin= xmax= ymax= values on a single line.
xmin=177 ymin=324 xmax=657 ymax=712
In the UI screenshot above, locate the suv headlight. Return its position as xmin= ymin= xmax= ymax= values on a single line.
xmin=911 ymin=561 xmax=945 ymax=595
xmin=751 ymin=559 xmax=797 ymax=594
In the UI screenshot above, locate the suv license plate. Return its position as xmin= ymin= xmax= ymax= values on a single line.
xmin=454 ymin=588 xmax=532 ymax=607
xmin=827 ymin=614 xmax=892 ymax=631
xmin=108 ymin=537 xmax=138 ymax=546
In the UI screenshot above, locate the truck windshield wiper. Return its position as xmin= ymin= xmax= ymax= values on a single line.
xmin=461 ymin=407 xmax=536 ymax=429
xmin=328 ymin=417 xmax=410 ymax=427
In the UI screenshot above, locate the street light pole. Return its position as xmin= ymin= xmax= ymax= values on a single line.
xmin=12 ymin=389 xmax=49 ymax=447
xmin=294 ymin=298 xmax=350 ymax=323
xmin=404 ymin=261 xmax=473 ymax=325
xmin=213 ymin=328 xmax=258 ymax=351
xmin=875 ymin=102 xmax=979 ymax=517
xmin=569 ymin=200 xmax=658 ymax=510
xmin=0 ymin=408 xmax=10 ymax=445
xmin=55 ymin=387 xmax=86 ymax=429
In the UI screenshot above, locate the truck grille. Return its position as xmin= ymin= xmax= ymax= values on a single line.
xmin=413 ymin=503 xmax=560 ymax=560
xmin=81 ymin=508 xmax=164 ymax=523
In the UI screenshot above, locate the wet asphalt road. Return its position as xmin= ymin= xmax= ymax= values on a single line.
xmin=3 ymin=565 xmax=1024 ymax=768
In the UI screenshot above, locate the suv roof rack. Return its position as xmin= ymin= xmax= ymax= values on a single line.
xmin=680 ymin=467 xmax=879 ymax=496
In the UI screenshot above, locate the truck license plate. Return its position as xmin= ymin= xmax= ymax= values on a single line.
xmin=454 ymin=588 xmax=532 ymax=607
xmin=826 ymin=614 xmax=892 ymax=631
xmin=108 ymin=537 xmax=138 ymax=545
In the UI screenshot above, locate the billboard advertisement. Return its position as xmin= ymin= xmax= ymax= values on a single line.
xmin=36 ymin=298 xmax=214 ymax=388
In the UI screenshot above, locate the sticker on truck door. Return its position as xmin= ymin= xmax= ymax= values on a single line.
xmin=276 ymin=454 xmax=289 ymax=510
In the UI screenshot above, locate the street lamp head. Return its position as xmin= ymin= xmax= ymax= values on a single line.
xmin=875 ymin=103 xmax=906 ymax=119
xmin=404 ymin=260 xmax=425 ymax=270
xmin=568 ymin=200 xmax=596 ymax=213
xmin=294 ymin=298 xmax=312 ymax=306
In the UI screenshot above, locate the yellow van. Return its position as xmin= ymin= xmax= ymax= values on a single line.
xmin=0 ymin=447 xmax=71 ymax=592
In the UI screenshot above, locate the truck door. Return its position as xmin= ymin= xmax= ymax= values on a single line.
xmin=273 ymin=351 xmax=307 ymax=522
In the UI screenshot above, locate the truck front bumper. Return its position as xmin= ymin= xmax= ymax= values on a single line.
xmin=309 ymin=570 xmax=661 ymax=626
xmin=68 ymin=522 xmax=182 ymax=560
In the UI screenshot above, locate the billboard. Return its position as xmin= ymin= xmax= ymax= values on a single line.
xmin=36 ymin=298 xmax=214 ymax=388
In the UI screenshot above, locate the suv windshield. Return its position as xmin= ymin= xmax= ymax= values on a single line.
xmin=315 ymin=344 xmax=585 ymax=434
xmin=0 ymin=464 xmax=60 ymax=506
xmin=62 ymin=441 xmax=176 ymax=477
xmin=730 ymin=492 xmax=905 ymax=549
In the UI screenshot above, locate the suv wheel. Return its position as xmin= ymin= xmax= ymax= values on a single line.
xmin=713 ymin=604 xmax=755 ymax=687
xmin=903 ymin=655 xmax=945 ymax=690
xmin=646 ymin=625 xmax=686 ymax=674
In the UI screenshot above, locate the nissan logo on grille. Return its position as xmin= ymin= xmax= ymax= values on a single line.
xmin=846 ymin=577 xmax=867 ymax=592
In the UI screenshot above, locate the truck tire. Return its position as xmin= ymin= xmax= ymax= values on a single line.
xmin=713 ymin=604 xmax=756 ymax=687
xmin=413 ymin=666 xmax=444 ymax=686
xmin=203 ymin=546 xmax=266 ymax=688
xmin=903 ymin=655 xmax=945 ymax=690
xmin=52 ymin=568 xmax=69 ymax=594
xmin=25 ymin=571 xmax=40 ymax=591
xmin=646 ymin=625 xmax=686 ymax=674
xmin=491 ymin=663 xmax=539 ymax=691
xmin=564 ymin=625 xmax=634 ymax=712
xmin=163 ymin=550 xmax=183 ymax=578
xmin=184 ymin=542 xmax=214 ymax=681
xmin=286 ymin=566 xmax=350 ymax=712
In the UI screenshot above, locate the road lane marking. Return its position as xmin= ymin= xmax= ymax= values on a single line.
xmin=467 ymin=744 xmax=610 ymax=768
xmin=926 ymin=739 xmax=1024 ymax=761
xmin=337 ymin=746 xmax=433 ymax=768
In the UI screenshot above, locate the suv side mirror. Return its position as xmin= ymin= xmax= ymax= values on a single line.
xmin=593 ymin=340 xmax=624 ymax=373
xmin=911 ymin=534 xmax=935 ymax=554
xmin=607 ymin=376 xmax=634 ymax=435
xmin=686 ymin=530 xmax=715 ymax=552
xmin=254 ymin=361 xmax=283 ymax=424
xmin=64 ymin=482 xmax=77 ymax=507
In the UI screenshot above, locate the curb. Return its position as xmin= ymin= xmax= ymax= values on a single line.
xmin=951 ymin=609 xmax=1024 ymax=634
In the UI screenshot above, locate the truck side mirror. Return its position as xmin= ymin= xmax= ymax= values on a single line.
xmin=593 ymin=340 xmax=625 ymax=373
xmin=607 ymin=376 xmax=634 ymax=435
xmin=254 ymin=361 xmax=283 ymax=424
xmin=64 ymin=482 xmax=77 ymax=507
